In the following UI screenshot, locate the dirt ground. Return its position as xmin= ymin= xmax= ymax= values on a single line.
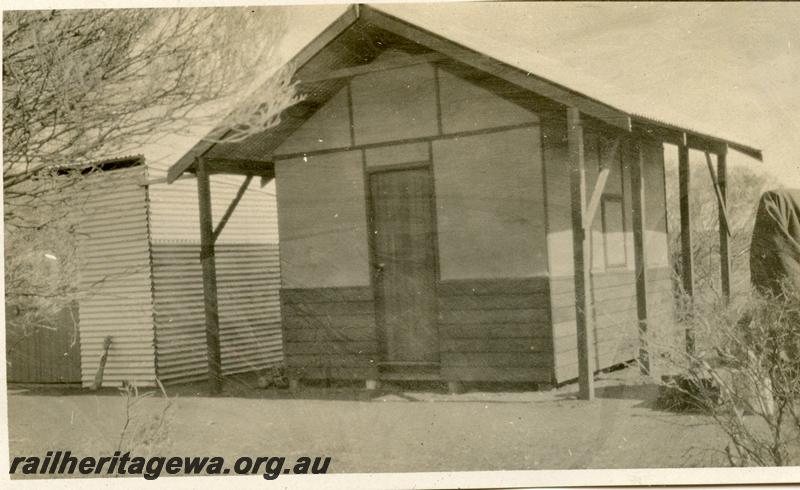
xmin=7 ymin=366 xmax=731 ymax=475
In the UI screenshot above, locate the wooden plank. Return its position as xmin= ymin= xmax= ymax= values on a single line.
xmin=550 ymin=268 xmax=643 ymax=294
xmin=630 ymin=139 xmax=650 ymax=375
xmin=678 ymin=142 xmax=695 ymax=355
xmin=441 ymin=338 xmax=551 ymax=354
xmin=280 ymin=287 xmax=374 ymax=304
xmin=286 ymin=354 xmax=379 ymax=368
xmin=284 ymin=327 xmax=377 ymax=343
xmin=196 ymin=158 xmax=222 ymax=393
xmin=704 ymin=152 xmax=732 ymax=237
xmin=552 ymin=301 xmax=630 ymax=325
xmin=553 ymin=293 xmax=672 ymax=325
xmin=440 ymin=366 xmax=551 ymax=383
xmin=442 ymin=352 xmax=551 ymax=368
xmin=284 ymin=340 xmax=378 ymax=355
xmin=552 ymin=277 xmax=663 ymax=306
xmin=440 ymin=323 xmax=548 ymax=340
xmin=718 ymin=148 xmax=731 ymax=301
xmin=438 ymin=308 xmax=548 ymax=325
xmin=281 ymin=300 xmax=376 ymax=317
xmin=584 ymin=166 xmax=611 ymax=230
xmin=436 ymin=277 xmax=549 ymax=296
xmin=205 ymin=158 xmax=275 ymax=177
xmin=555 ymin=340 xmax=637 ymax=371
xmin=686 ymin=133 xmax=728 ymax=156
xmin=437 ymin=294 xmax=550 ymax=311
xmin=553 ymin=327 xmax=637 ymax=355
xmin=287 ymin=366 xmax=378 ymax=380
xmin=567 ymin=107 xmax=594 ymax=400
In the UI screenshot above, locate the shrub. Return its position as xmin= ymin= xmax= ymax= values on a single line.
xmin=656 ymin=284 xmax=800 ymax=466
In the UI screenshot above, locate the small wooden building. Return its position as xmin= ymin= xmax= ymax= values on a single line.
xmin=168 ymin=5 xmax=762 ymax=393
xmin=70 ymin=157 xmax=283 ymax=387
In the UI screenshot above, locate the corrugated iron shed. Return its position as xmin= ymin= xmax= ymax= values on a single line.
xmin=148 ymin=176 xmax=282 ymax=384
xmin=72 ymin=159 xmax=283 ymax=387
xmin=76 ymin=163 xmax=157 ymax=387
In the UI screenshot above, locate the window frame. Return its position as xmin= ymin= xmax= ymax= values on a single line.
xmin=600 ymin=193 xmax=627 ymax=268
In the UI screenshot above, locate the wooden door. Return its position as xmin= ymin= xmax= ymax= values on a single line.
xmin=369 ymin=167 xmax=439 ymax=364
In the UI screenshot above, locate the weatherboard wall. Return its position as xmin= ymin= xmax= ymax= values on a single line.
xmin=543 ymin=127 xmax=676 ymax=384
xmin=273 ymin=53 xmax=555 ymax=383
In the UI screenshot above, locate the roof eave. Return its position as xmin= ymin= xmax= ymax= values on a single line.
xmin=166 ymin=3 xmax=762 ymax=182
xmin=632 ymin=116 xmax=762 ymax=161
xmin=166 ymin=5 xmax=362 ymax=183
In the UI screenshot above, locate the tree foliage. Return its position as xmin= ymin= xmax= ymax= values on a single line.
xmin=3 ymin=7 xmax=300 ymax=346
xmin=3 ymin=7 xmax=299 ymax=226
xmin=657 ymin=157 xmax=800 ymax=465
xmin=664 ymin=159 xmax=776 ymax=299
xmin=657 ymin=284 xmax=800 ymax=466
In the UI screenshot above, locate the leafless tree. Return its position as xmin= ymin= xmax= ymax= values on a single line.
xmin=664 ymin=160 xmax=775 ymax=300
xmin=655 ymin=284 xmax=800 ymax=466
xmin=4 ymin=8 xmax=298 ymax=216
xmin=655 ymin=158 xmax=800 ymax=465
xmin=3 ymin=7 xmax=300 ymax=347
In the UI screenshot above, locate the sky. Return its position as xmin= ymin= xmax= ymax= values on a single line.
xmin=22 ymin=1 xmax=797 ymax=185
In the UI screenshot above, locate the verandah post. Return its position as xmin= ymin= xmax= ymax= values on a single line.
xmin=677 ymin=140 xmax=695 ymax=355
xmin=630 ymin=139 xmax=650 ymax=375
xmin=196 ymin=157 xmax=223 ymax=394
xmin=567 ymin=107 xmax=595 ymax=401
xmin=717 ymin=147 xmax=731 ymax=302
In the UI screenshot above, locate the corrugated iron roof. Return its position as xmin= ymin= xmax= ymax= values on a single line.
xmin=168 ymin=4 xmax=761 ymax=182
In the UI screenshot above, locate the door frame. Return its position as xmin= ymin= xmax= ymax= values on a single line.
xmin=364 ymin=156 xmax=442 ymax=366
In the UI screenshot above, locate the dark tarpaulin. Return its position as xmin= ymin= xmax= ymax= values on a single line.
xmin=750 ymin=189 xmax=800 ymax=296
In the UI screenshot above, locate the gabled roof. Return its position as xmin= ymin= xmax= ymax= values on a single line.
xmin=168 ymin=4 xmax=761 ymax=183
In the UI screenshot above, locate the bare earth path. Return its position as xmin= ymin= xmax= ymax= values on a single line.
xmin=7 ymin=367 xmax=729 ymax=474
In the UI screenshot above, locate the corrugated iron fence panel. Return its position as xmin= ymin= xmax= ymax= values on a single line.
xmin=6 ymin=304 xmax=81 ymax=383
xmin=76 ymin=166 xmax=157 ymax=387
xmin=148 ymin=176 xmax=279 ymax=244
xmin=151 ymin=242 xmax=283 ymax=384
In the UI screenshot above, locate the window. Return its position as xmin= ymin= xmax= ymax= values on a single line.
xmin=601 ymin=195 xmax=626 ymax=267
xmin=599 ymin=137 xmax=627 ymax=268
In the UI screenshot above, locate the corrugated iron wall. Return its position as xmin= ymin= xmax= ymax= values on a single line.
xmin=148 ymin=176 xmax=283 ymax=384
xmin=148 ymin=176 xmax=279 ymax=243
xmin=150 ymin=243 xmax=282 ymax=383
xmin=76 ymin=165 xmax=157 ymax=387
